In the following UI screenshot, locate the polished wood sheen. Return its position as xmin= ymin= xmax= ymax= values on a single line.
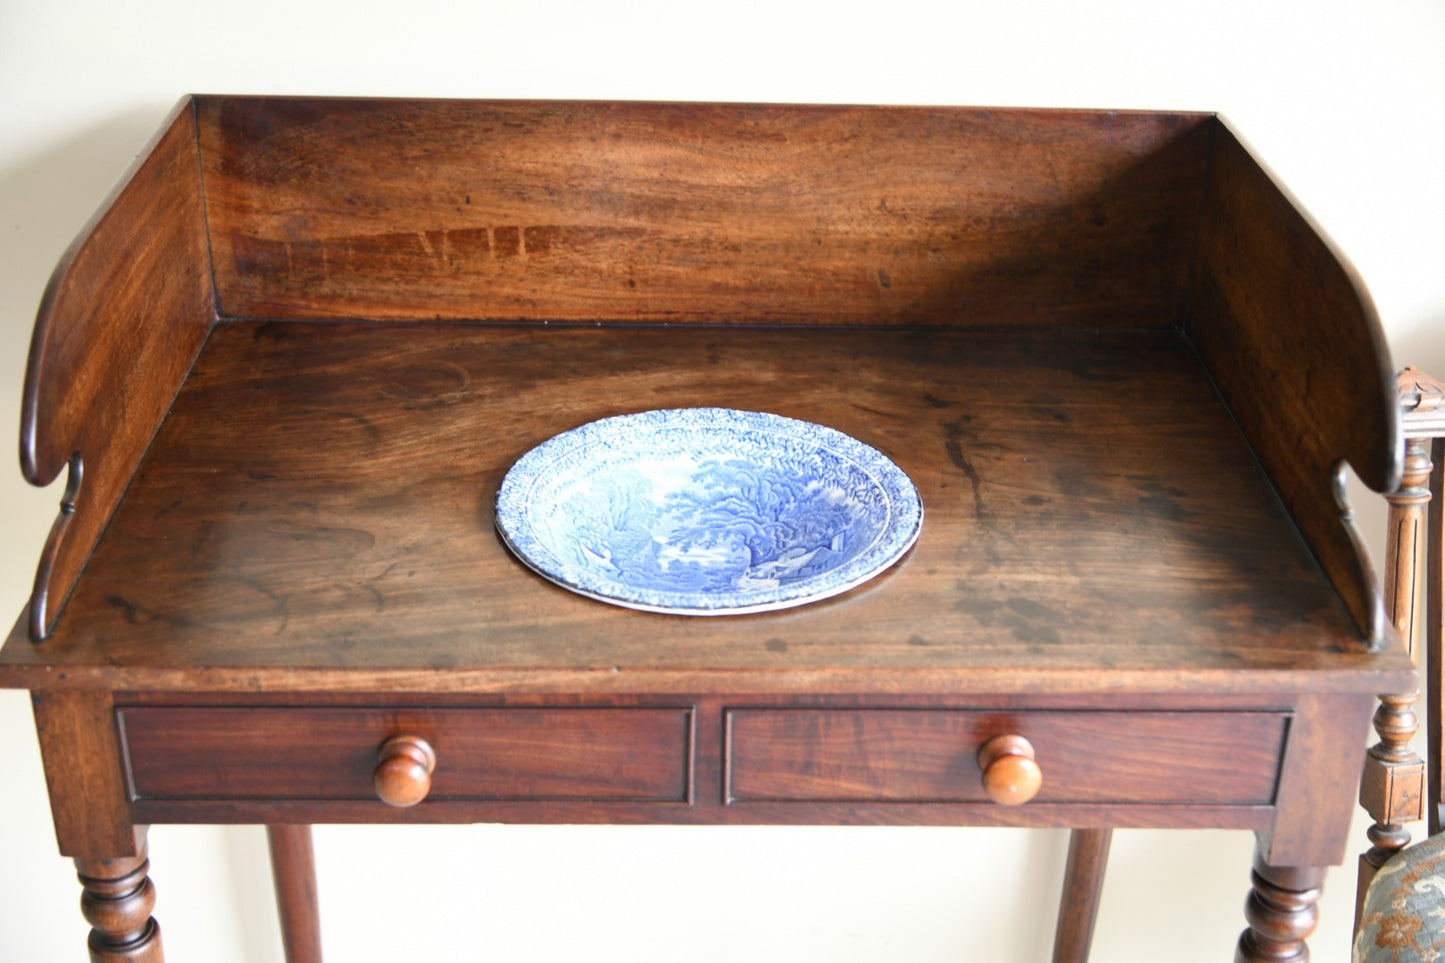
xmin=1053 ymin=828 xmax=1113 ymax=963
xmin=196 ymin=98 xmax=1210 ymax=328
xmin=1237 ymin=856 xmax=1323 ymax=963
xmin=33 ymin=690 xmax=138 ymax=858
xmin=119 ymin=706 xmax=692 ymax=803
xmin=373 ymin=734 xmax=436 ymax=808
xmin=266 ymin=826 xmax=322 ymax=963
xmin=1 ymin=324 xmax=1386 ymax=695
xmin=1356 ymin=367 xmax=1445 ymax=929
xmin=75 ymin=830 xmax=162 ymax=962
xmin=1187 ymin=120 xmax=1400 ymax=645
xmin=20 ymin=99 xmax=215 ymax=640
xmin=724 ymin=708 xmax=1284 ymax=805
xmin=977 ymin=734 xmax=1043 ymax=806
xmin=0 ymin=98 xmax=1415 ymax=962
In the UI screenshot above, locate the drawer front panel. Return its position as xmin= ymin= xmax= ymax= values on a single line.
xmin=119 ymin=706 xmax=692 ymax=803
xmin=726 ymin=709 xmax=1286 ymax=805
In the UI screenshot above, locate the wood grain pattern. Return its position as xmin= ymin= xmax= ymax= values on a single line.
xmin=1237 ymin=855 xmax=1322 ymax=963
xmin=32 ymin=690 xmax=138 ymax=858
xmin=119 ymin=706 xmax=692 ymax=802
xmin=1186 ymin=119 xmax=1400 ymax=647
xmin=196 ymin=98 xmax=1210 ymax=328
xmin=1053 ymin=828 xmax=1112 ymax=963
xmin=0 ymin=323 xmax=1405 ymax=697
xmin=20 ymin=97 xmax=215 ymax=640
xmin=266 ymin=826 xmax=322 ymax=963
xmin=127 ymin=796 xmax=1276 ymax=834
xmin=103 ymin=689 xmax=1303 ymax=837
xmin=1266 ymin=692 xmax=1379 ymax=868
xmin=75 ymin=830 xmax=163 ymax=963
xmin=725 ymin=709 xmax=1285 ymax=804
xmin=0 ymin=99 xmax=1414 ymax=963
xmin=113 ymin=693 xmax=1291 ymax=834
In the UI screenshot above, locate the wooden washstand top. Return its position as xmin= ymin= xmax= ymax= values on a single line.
xmin=1 ymin=97 xmax=1412 ymax=698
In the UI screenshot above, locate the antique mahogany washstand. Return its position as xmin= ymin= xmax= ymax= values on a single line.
xmin=0 ymin=96 xmax=1415 ymax=961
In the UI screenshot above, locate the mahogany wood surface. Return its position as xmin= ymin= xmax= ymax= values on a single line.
xmin=120 ymin=706 xmax=692 ymax=802
xmin=196 ymin=98 xmax=1210 ymax=328
xmin=112 ymin=695 xmax=1298 ymax=833
xmin=725 ymin=708 xmax=1284 ymax=805
xmin=266 ymin=826 xmax=322 ymax=963
xmin=0 ymin=323 xmax=1408 ymax=697
xmin=20 ymin=99 xmax=215 ymax=640
xmin=1236 ymin=854 xmax=1324 ymax=963
xmin=1266 ymin=692 xmax=1381 ymax=868
xmin=74 ymin=829 xmax=162 ymax=962
xmin=1187 ymin=119 xmax=1400 ymax=647
xmin=0 ymin=98 xmax=1418 ymax=962
xmin=371 ymin=733 xmax=437 ymax=807
xmin=32 ymin=689 xmax=139 ymax=859
xmin=126 ymin=790 xmax=1280 ymax=833
xmin=1053 ymin=828 xmax=1112 ymax=963
xmin=976 ymin=733 xmax=1043 ymax=806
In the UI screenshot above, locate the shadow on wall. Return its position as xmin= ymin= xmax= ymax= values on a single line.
xmin=0 ymin=107 xmax=174 ymax=366
xmin=0 ymin=108 xmax=173 ymax=611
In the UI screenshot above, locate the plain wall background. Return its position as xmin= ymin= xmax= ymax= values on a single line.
xmin=1 ymin=2 xmax=1441 ymax=960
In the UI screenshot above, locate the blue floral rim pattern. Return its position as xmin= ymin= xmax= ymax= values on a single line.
xmin=495 ymin=408 xmax=923 ymax=615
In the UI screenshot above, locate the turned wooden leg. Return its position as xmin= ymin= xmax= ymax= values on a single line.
xmin=268 ymin=825 xmax=324 ymax=963
xmin=1235 ymin=859 xmax=1323 ymax=963
xmin=1052 ymin=828 xmax=1112 ymax=963
xmin=1428 ymin=435 xmax=1444 ymax=836
xmin=75 ymin=832 xmax=163 ymax=963
xmin=1357 ymin=688 xmax=1422 ymax=915
xmin=1356 ymin=431 xmax=1434 ymax=925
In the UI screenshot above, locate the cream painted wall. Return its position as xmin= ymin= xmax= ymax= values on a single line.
xmin=1 ymin=2 xmax=1441 ymax=960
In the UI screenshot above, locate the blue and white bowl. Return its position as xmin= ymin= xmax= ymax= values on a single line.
xmin=495 ymin=408 xmax=923 ymax=614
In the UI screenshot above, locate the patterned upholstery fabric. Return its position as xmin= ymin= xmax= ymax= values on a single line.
xmin=1356 ymin=836 xmax=1445 ymax=962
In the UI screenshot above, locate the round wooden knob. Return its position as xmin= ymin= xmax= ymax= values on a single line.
xmin=977 ymin=734 xmax=1042 ymax=806
xmin=373 ymin=734 xmax=436 ymax=807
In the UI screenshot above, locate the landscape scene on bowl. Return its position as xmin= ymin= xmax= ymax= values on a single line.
xmin=531 ymin=434 xmax=893 ymax=602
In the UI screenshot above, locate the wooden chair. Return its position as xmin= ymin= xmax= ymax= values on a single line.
xmin=1355 ymin=366 xmax=1445 ymax=961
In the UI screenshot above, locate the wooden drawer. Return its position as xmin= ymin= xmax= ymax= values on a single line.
xmin=725 ymin=709 xmax=1287 ymax=805
xmin=118 ymin=706 xmax=693 ymax=803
